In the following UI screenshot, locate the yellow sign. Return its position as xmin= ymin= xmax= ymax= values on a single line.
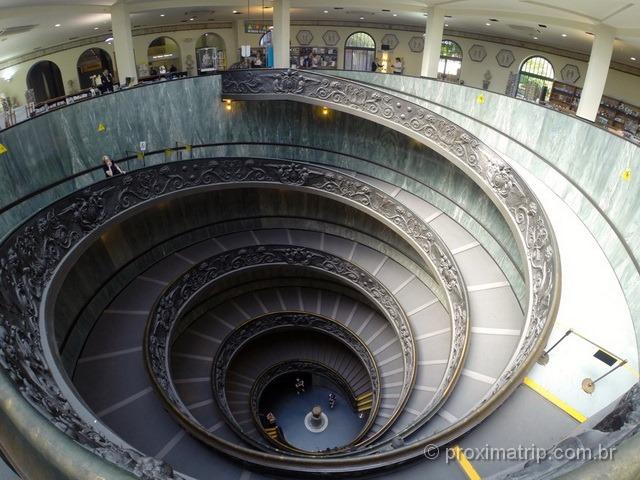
xmin=164 ymin=149 xmax=173 ymax=158
xmin=0 ymin=144 xmax=7 ymax=155
xmin=622 ymin=169 xmax=632 ymax=181
xmin=136 ymin=152 xmax=144 ymax=160
xmin=185 ymin=144 xmax=192 ymax=153
xmin=476 ymin=94 xmax=485 ymax=105
xmin=97 ymin=123 xmax=106 ymax=132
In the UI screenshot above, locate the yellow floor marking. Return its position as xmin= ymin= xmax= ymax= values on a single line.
xmin=452 ymin=445 xmax=481 ymax=480
xmin=523 ymin=377 xmax=587 ymax=423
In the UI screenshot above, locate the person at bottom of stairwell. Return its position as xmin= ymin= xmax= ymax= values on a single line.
xmin=328 ymin=392 xmax=336 ymax=409
xmin=295 ymin=377 xmax=305 ymax=395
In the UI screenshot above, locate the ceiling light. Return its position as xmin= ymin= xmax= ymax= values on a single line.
xmin=54 ymin=24 xmax=61 ymax=27
xmin=160 ymin=14 xmax=165 ymax=17
xmin=233 ymin=10 xmax=239 ymax=14
xmin=631 ymin=57 xmax=637 ymax=61
xmin=533 ymin=36 xmax=538 ymax=40
xmin=444 ymin=23 xmax=449 ymax=27
xmin=94 ymin=27 xmax=99 ymax=30
xmin=360 ymin=17 xmax=365 ymax=20
xmin=105 ymin=37 xmax=113 ymax=42
xmin=323 ymin=10 xmax=328 ymax=13
xmin=485 ymin=22 xmax=491 ymax=26
xmin=392 ymin=13 xmax=398 ymax=17
xmin=561 ymin=33 xmax=568 ymax=37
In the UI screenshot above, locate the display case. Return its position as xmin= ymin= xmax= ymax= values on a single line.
xmin=548 ymin=81 xmax=640 ymax=142
xmin=290 ymin=46 xmax=338 ymax=69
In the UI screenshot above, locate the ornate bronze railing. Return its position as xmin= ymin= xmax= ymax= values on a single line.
xmin=217 ymin=320 xmax=378 ymax=452
xmin=145 ymin=246 xmax=397 ymax=448
xmin=221 ymin=68 xmax=560 ymax=440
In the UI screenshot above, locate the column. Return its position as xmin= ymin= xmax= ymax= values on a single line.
xmin=576 ymin=26 xmax=615 ymax=121
xmin=272 ymin=0 xmax=291 ymax=68
xmin=111 ymin=1 xmax=137 ymax=84
xmin=420 ymin=6 xmax=445 ymax=78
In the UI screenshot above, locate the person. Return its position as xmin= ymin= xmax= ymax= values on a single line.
xmin=266 ymin=412 xmax=276 ymax=426
xmin=169 ymin=64 xmax=177 ymax=73
xmin=310 ymin=52 xmax=321 ymax=69
xmin=393 ymin=57 xmax=404 ymax=75
xmin=149 ymin=65 xmax=158 ymax=76
xmin=371 ymin=60 xmax=378 ymax=72
xmin=102 ymin=155 xmax=126 ymax=178
xmin=99 ymin=69 xmax=114 ymax=93
xmin=295 ymin=377 xmax=305 ymax=395
xmin=303 ymin=55 xmax=312 ymax=69
xmin=328 ymin=392 xmax=336 ymax=409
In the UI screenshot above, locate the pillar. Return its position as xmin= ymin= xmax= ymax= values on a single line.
xmin=576 ymin=26 xmax=615 ymax=121
xmin=420 ymin=6 xmax=445 ymax=78
xmin=111 ymin=1 xmax=137 ymax=84
xmin=272 ymin=0 xmax=291 ymax=68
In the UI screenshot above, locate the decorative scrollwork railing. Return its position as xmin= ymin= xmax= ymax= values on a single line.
xmin=211 ymin=314 xmax=379 ymax=451
xmin=145 ymin=246 xmax=398 ymax=450
xmin=221 ymin=68 xmax=560 ymax=440
xmin=0 ymin=160 xmax=466 ymax=472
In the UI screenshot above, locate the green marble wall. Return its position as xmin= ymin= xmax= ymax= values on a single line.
xmin=332 ymin=70 xmax=640 ymax=345
xmin=0 ymin=76 xmax=523 ymax=306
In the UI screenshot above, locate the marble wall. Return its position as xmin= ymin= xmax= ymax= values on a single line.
xmin=0 ymin=76 xmax=523 ymax=308
xmin=332 ymin=70 xmax=640 ymax=344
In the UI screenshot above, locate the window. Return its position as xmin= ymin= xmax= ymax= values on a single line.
xmin=517 ymin=56 xmax=555 ymax=102
xmin=77 ymin=48 xmax=113 ymax=89
xmin=27 ymin=61 xmax=65 ymax=103
xmin=147 ymin=36 xmax=182 ymax=74
xmin=344 ymin=32 xmax=376 ymax=71
xmin=438 ymin=40 xmax=463 ymax=83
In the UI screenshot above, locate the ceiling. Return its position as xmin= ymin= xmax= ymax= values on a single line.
xmin=0 ymin=0 xmax=639 ymax=67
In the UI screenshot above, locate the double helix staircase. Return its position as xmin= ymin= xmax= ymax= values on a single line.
xmin=0 ymin=68 xmax=636 ymax=480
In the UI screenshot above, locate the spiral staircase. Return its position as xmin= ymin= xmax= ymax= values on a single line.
xmin=0 ymin=69 xmax=637 ymax=480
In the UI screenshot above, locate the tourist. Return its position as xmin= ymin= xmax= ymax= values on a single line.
xmin=393 ymin=57 xmax=404 ymax=75
xmin=102 ymin=155 xmax=126 ymax=178
xmin=328 ymin=392 xmax=336 ymax=409
xmin=295 ymin=377 xmax=305 ymax=395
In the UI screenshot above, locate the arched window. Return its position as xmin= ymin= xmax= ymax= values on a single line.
xmin=344 ymin=32 xmax=376 ymax=71
xmin=438 ymin=40 xmax=463 ymax=83
xmin=27 ymin=61 xmax=65 ymax=103
xmin=196 ymin=33 xmax=227 ymax=73
xmin=77 ymin=48 xmax=113 ymax=89
xmin=147 ymin=36 xmax=181 ymax=75
xmin=517 ymin=56 xmax=555 ymax=102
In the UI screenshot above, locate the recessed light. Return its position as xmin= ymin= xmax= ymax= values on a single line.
xmin=160 ymin=14 xmax=165 ymax=17
xmin=631 ymin=57 xmax=637 ymax=61
xmin=360 ymin=17 xmax=365 ymax=20
xmin=561 ymin=33 xmax=568 ymax=37
xmin=533 ymin=36 xmax=538 ymax=40
xmin=189 ymin=17 xmax=195 ymax=21
xmin=485 ymin=22 xmax=491 ymax=26
xmin=232 ymin=10 xmax=240 ymax=14
xmin=94 ymin=27 xmax=99 ymax=30
xmin=323 ymin=10 xmax=328 ymax=13
xmin=444 ymin=23 xmax=449 ymax=27
xmin=392 ymin=13 xmax=398 ymax=17
xmin=54 ymin=24 xmax=61 ymax=27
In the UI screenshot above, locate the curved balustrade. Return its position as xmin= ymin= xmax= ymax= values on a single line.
xmin=0 ymin=69 xmax=568 ymax=477
xmin=211 ymin=313 xmax=380 ymax=452
xmin=221 ymin=67 xmax=559 ymax=407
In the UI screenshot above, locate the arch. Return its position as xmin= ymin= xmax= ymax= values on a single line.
xmin=26 ymin=60 xmax=65 ymax=103
xmin=516 ymin=55 xmax=555 ymax=102
xmin=438 ymin=39 xmax=463 ymax=83
xmin=76 ymin=48 xmax=113 ymax=89
xmin=344 ymin=32 xmax=376 ymax=71
xmin=196 ymin=33 xmax=227 ymax=73
xmin=147 ymin=36 xmax=182 ymax=74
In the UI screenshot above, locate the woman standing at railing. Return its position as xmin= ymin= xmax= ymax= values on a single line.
xmin=102 ymin=155 xmax=126 ymax=178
